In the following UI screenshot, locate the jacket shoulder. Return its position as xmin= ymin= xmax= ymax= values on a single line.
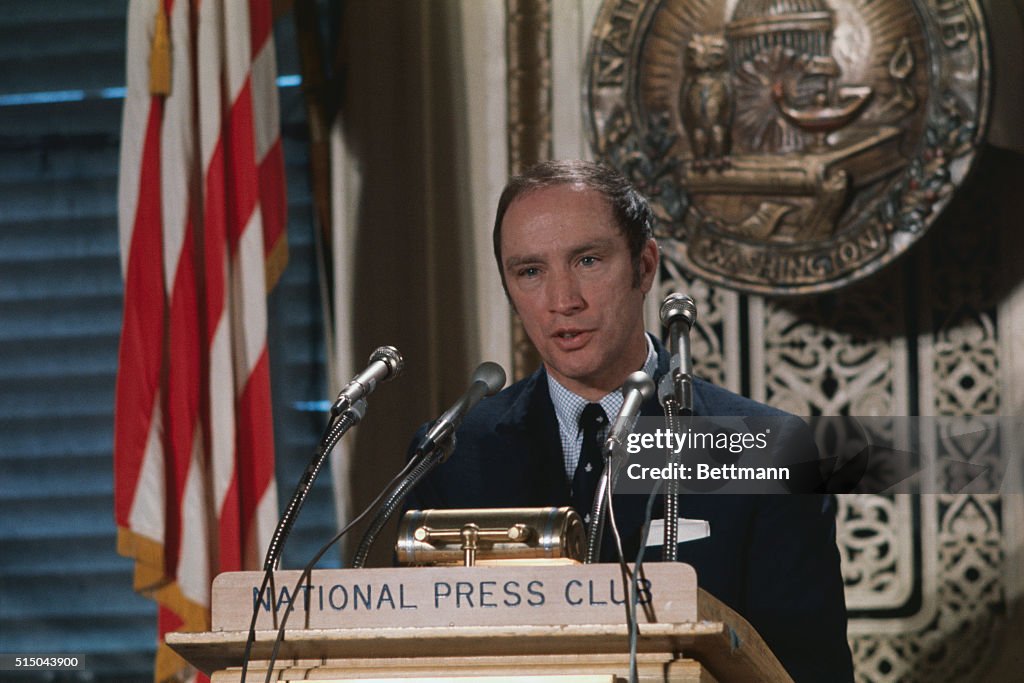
xmin=692 ymin=377 xmax=792 ymax=418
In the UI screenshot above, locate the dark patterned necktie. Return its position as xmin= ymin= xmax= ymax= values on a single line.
xmin=570 ymin=403 xmax=607 ymax=526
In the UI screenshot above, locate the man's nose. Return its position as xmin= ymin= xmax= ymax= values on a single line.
xmin=547 ymin=269 xmax=585 ymax=314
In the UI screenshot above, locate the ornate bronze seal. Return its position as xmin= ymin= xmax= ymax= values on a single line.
xmin=584 ymin=0 xmax=990 ymax=294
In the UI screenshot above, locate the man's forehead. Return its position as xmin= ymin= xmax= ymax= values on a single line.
xmin=501 ymin=186 xmax=621 ymax=243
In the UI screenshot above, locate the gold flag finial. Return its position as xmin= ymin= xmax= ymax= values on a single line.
xmin=149 ymin=4 xmax=171 ymax=96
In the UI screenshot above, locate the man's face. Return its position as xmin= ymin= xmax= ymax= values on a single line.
xmin=500 ymin=184 xmax=658 ymax=400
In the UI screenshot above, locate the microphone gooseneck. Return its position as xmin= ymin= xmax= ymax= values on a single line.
xmin=263 ymin=400 xmax=367 ymax=572
xmin=414 ymin=361 xmax=506 ymax=457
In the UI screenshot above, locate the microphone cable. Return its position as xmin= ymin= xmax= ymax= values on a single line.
xmin=600 ymin=463 xmax=635 ymax=641
xmin=249 ymin=453 xmax=422 ymax=683
xmin=628 ymin=482 xmax=663 ymax=683
xmin=350 ymin=445 xmax=448 ymax=568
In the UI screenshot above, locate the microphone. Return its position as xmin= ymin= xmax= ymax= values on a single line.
xmin=658 ymin=293 xmax=697 ymax=413
xmin=658 ymin=294 xmax=697 ymax=562
xmin=415 ymin=362 xmax=506 ymax=456
xmin=605 ymin=371 xmax=656 ymax=455
xmin=330 ymin=346 xmax=404 ymax=416
xmin=585 ymin=371 xmax=655 ymax=563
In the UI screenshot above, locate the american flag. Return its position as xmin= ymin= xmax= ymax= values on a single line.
xmin=114 ymin=1 xmax=286 ymax=679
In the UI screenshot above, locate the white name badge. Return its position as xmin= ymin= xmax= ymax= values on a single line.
xmin=645 ymin=518 xmax=711 ymax=547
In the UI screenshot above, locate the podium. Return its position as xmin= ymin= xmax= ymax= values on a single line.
xmin=167 ymin=564 xmax=792 ymax=682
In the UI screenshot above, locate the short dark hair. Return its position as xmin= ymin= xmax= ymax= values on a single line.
xmin=492 ymin=159 xmax=655 ymax=295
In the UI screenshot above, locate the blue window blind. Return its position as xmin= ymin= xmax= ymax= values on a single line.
xmin=0 ymin=3 xmax=333 ymax=679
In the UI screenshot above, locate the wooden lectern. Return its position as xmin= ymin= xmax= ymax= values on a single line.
xmin=167 ymin=564 xmax=792 ymax=682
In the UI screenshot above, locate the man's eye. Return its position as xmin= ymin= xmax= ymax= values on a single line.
xmin=579 ymin=256 xmax=599 ymax=267
xmin=519 ymin=266 xmax=540 ymax=278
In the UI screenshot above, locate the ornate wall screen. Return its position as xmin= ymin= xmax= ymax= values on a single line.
xmin=502 ymin=1 xmax=1021 ymax=679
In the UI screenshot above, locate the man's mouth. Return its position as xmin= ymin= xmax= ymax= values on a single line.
xmin=552 ymin=329 xmax=591 ymax=348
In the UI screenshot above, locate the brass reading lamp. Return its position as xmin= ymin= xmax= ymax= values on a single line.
xmin=396 ymin=507 xmax=585 ymax=567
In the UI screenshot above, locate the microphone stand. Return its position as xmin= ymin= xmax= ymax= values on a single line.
xmin=659 ymin=294 xmax=696 ymax=562
xmin=264 ymin=400 xmax=367 ymax=572
xmin=584 ymin=440 xmax=619 ymax=564
xmin=660 ymin=398 xmax=688 ymax=561
xmin=585 ymin=372 xmax=655 ymax=564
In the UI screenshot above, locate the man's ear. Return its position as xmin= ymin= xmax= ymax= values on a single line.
xmin=638 ymin=238 xmax=659 ymax=294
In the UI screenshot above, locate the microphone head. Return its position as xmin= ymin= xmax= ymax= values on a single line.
xmin=660 ymin=293 xmax=698 ymax=329
xmin=622 ymin=371 xmax=656 ymax=401
xmin=472 ymin=361 xmax=507 ymax=396
xmin=369 ymin=345 xmax=404 ymax=380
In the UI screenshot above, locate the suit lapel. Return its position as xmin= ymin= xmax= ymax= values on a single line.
xmin=496 ymin=367 xmax=571 ymax=507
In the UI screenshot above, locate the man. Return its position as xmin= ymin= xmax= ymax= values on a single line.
xmin=407 ymin=160 xmax=853 ymax=682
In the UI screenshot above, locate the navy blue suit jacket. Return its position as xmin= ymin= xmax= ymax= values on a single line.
xmin=407 ymin=338 xmax=853 ymax=682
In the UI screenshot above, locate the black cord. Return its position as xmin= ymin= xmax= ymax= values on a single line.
xmin=259 ymin=453 xmax=423 ymax=682
xmin=601 ymin=467 xmax=633 ymax=631
xmin=628 ymin=482 xmax=662 ymax=683
xmin=351 ymin=444 xmax=447 ymax=568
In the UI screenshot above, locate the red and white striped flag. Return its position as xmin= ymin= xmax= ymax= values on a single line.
xmin=114 ymin=1 xmax=287 ymax=679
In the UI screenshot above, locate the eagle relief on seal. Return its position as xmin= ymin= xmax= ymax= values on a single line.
xmin=584 ymin=0 xmax=990 ymax=294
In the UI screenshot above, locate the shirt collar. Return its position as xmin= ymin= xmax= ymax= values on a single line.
xmin=547 ymin=334 xmax=658 ymax=434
